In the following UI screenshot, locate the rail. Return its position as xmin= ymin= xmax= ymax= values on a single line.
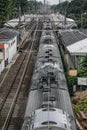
xmin=1 ymin=19 xmax=39 ymax=130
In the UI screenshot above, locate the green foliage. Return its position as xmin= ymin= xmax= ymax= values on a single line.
xmin=0 ymin=0 xmax=8 ymax=26
xmin=78 ymin=55 xmax=87 ymax=77
xmin=0 ymin=59 xmax=3 ymax=63
xmin=27 ymin=1 xmax=43 ymax=13
xmin=66 ymin=72 xmax=77 ymax=96
xmin=13 ymin=0 xmax=29 ymax=14
xmin=51 ymin=1 xmax=69 ymax=14
xmin=51 ymin=0 xmax=87 ymax=28
xmin=0 ymin=0 xmax=28 ymax=27
xmin=74 ymin=97 xmax=87 ymax=112
xmin=0 ymin=0 xmax=43 ymax=27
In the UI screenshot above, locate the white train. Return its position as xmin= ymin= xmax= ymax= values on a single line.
xmin=51 ymin=14 xmax=77 ymax=29
xmin=21 ymin=21 xmax=77 ymax=130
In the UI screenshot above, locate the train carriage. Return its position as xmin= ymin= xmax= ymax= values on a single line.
xmin=21 ymin=21 xmax=77 ymax=130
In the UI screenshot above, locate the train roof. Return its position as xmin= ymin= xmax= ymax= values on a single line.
xmin=31 ymin=108 xmax=71 ymax=130
xmin=51 ymin=13 xmax=77 ymax=29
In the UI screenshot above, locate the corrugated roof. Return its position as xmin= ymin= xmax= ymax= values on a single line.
xmin=0 ymin=29 xmax=18 ymax=41
xmin=60 ymin=30 xmax=87 ymax=46
xmin=79 ymin=29 xmax=87 ymax=35
xmin=0 ymin=34 xmax=8 ymax=39
xmin=67 ymin=38 xmax=87 ymax=54
xmin=4 ymin=15 xmax=31 ymax=28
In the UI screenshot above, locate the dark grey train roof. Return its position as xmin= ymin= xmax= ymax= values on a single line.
xmin=43 ymin=23 xmax=52 ymax=30
xmin=40 ymin=35 xmax=56 ymax=44
xmin=24 ymin=43 xmax=76 ymax=129
xmin=41 ymin=30 xmax=54 ymax=37
xmin=38 ymin=45 xmax=60 ymax=58
xmin=22 ymin=22 xmax=77 ymax=130
xmin=60 ymin=30 xmax=87 ymax=46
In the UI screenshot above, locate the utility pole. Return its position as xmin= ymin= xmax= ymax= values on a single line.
xmin=19 ymin=4 xmax=21 ymax=25
xmin=64 ymin=9 xmax=67 ymax=25
xmin=35 ymin=0 xmax=37 ymax=13
xmin=59 ymin=0 xmax=61 ymax=4
xmin=44 ymin=0 xmax=46 ymax=13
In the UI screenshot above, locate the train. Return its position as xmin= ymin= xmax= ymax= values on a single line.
xmin=21 ymin=20 xmax=77 ymax=130
xmin=51 ymin=14 xmax=77 ymax=29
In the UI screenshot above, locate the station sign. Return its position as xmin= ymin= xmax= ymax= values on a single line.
xmin=78 ymin=77 xmax=87 ymax=86
xmin=69 ymin=69 xmax=77 ymax=76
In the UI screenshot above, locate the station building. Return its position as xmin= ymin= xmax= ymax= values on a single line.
xmin=59 ymin=30 xmax=87 ymax=69
xmin=0 ymin=29 xmax=18 ymax=73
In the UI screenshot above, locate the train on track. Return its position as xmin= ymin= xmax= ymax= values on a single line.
xmin=51 ymin=14 xmax=77 ymax=29
xmin=21 ymin=21 xmax=77 ymax=130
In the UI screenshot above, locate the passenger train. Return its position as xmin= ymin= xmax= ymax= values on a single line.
xmin=21 ymin=20 xmax=77 ymax=130
xmin=51 ymin=14 xmax=77 ymax=29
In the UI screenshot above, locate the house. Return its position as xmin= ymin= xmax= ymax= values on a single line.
xmin=0 ymin=29 xmax=18 ymax=73
xmin=59 ymin=30 xmax=87 ymax=69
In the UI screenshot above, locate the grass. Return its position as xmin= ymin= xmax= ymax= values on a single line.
xmin=0 ymin=59 xmax=3 ymax=63
xmin=74 ymin=97 xmax=87 ymax=112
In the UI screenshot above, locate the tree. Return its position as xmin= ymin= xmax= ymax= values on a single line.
xmin=66 ymin=72 xmax=77 ymax=96
xmin=51 ymin=0 xmax=87 ymax=28
xmin=27 ymin=0 xmax=43 ymax=13
xmin=0 ymin=0 xmax=12 ymax=26
xmin=0 ymin=0 xmax=29 ymax=27
xmin=78 ymin=55 xmax=87 ymax=77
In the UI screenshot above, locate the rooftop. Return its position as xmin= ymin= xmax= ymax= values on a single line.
xmin=0 ymin=28 xmax=18 ymax=42
xmin=31 ymin=108 xmax=71 ymax=130
xmin=67 ymin=38 xmax=87 ymax=55
xmin=60 ymin=30 xmax=87 ymax=47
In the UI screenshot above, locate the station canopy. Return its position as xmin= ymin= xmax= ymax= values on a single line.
xmin=67 ymin=38 xmax=87 ymax=55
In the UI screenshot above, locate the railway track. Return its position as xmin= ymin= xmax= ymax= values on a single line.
xmin=19 ymin=19 xmax=36 ymax=50
xmin=0 ymin=19 xmax=43 ymax=130
xmin=0 ymin=19 xmax=36 ymax=86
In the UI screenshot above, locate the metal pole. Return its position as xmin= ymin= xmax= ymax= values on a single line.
xmin=44 ymin=0 xmax=46 ymax=13
xmin=81 ymin=13 xmax=83 ymax=28
xmin=59 ymin=0 xmax=61 ymax=4
xmin=19 ymin=4 xmax=21 ymax=25
xmin=35 ymin=0 xmax=37 ymax=13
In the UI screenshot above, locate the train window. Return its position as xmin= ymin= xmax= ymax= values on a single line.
xmin=41 ymin=103 xmax=53 ymax=108
xmin=0 ymin=49 xmax=3 ymax=52
xmin=41 ymin=121 xmax=57 ymax=125
xmin=48 ymin=53 xmax=52 ymax=56
xmin=42 ymin=108 xmax=56 ymax=111
xmin=43 ymin=88 xmax=50 ymax=92
xmin=65 ymin=124 xmax=67 ymax=128
xmin=45 ymin=51 xmax=49 ymax=53
xmin=48 ymin=59 xmax=52 ymax=62
xmin=45 ymin=56 xmax=49 ymax=58
xmin=46 ymin=32 xmax=51 ymax=35
xmin=49 ymin=96 xmax=56 ymax=101
xmin=49 ymin=49 xmax=52 ymax=52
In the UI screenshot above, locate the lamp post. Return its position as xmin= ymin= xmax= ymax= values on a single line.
xmin=44 ymin=0 xmax=46 ymax=13
xmin=81 ymin=12 xmax=87 ymax=28
xmin=19 ymin=4 xmax=21 ymax=26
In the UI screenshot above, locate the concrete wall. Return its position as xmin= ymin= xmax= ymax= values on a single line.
xmin=4 ymin=44 xmax=9 ymax=60
xmin=0 ymin=60 xmax=5 ymax=74
xmin=8 ymin=36 xmax=17 ymax=63
xmin=0 ymin=52 xmax=3 ymax=59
